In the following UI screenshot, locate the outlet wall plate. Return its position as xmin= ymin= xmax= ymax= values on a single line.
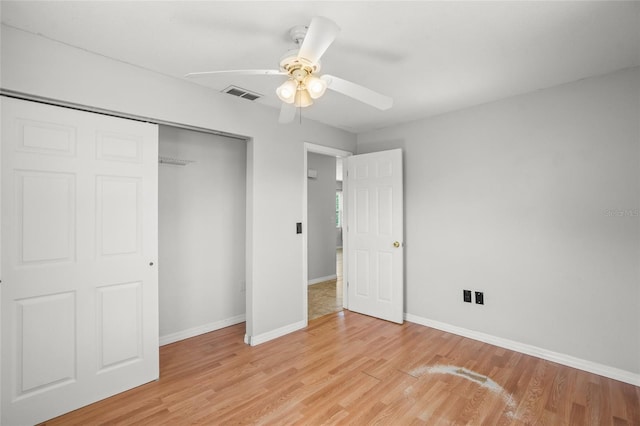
xmin=475 ymin=291 xmax=484 ymax=305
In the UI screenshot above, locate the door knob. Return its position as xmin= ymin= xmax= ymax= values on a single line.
xmin=393 ymin=241 xmax=400 ymax=248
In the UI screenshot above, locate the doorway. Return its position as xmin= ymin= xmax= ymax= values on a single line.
xmin=303 ymin=143 xmax=352 ymax=323
xmin=307 ymin=153 xmax=343 ymax=320
xmin=0 ymin=97 xmax=251 ymax=425
xmin=158 ymin=125 xmax=247 ymax=343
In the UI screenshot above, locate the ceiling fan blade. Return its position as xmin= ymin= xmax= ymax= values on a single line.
xmin=278 ymin=102 xmax=297 ymax=124
xmin=297 ymin=16 xmax=340 ymax=65
xmin=185 ymin=69 xmax=285 ymax=78
xmin=321 ymin=75 xmax=393 ymax=110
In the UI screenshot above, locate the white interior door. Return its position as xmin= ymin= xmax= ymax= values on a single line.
xmin=1 ymin=97 xmax=159 ymax=425
xmin=346 ymin=149 xmax=403 ymax=323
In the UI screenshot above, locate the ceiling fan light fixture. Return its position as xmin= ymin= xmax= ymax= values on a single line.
xmin=295 ymin=89 xmax=313 ymax=107
xmin=187 ymin=16 xmax=394 ymax=125
xmin=276 ymin=79 xmax=297 ymax=103
xmin=305 ymin=75 xmax=327 ymax=99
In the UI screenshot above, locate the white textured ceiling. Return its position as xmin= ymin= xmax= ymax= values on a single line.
xmin=2 ymin=1 xmax=639 ymax=133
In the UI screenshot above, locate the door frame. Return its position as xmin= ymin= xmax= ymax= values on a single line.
xmin=302 ymin=143 xmax=352 ymax=325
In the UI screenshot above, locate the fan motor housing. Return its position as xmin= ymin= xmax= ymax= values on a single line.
xmin=279 ymin=49 xmax=321 ymax=75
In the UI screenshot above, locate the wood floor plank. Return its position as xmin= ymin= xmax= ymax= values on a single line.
xmin=40 ymin=311 xmax=640 ymax=425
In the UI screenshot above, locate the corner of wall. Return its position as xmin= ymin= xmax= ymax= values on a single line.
xmin=248 ymin=320 xmax=306 ymax=346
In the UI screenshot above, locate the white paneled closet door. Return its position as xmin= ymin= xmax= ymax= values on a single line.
xmin=1 ymin=97 xmax=159 ymax=425
xmin=347 ymin=149 xmax=404 ymax=324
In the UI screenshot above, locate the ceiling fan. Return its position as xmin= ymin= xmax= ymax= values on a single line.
xmin=185 ymin=16 xmax=393 ymax=123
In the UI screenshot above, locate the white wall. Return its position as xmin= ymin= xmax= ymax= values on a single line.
xmin=357 ymin=67 xmax=640 ymax=377
xmin=307 ymin=152 xmax=337 ymax=283
xmin=336 ymin=180 xmax=343 ymax=248
xmin=158 ymin=126 xmax=246 ymax=341
xmin=0 ymin=25 xmax=357 ymax=342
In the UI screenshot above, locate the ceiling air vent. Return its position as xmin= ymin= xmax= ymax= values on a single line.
xmin=222 ymin=86 xmax=262 ymax=101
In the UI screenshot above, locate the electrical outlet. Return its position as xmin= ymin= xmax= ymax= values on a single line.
xmin=475 ymin=291 xmax=484 ymax=305
xmin=463 ymin=290 xmax=472 ymax=303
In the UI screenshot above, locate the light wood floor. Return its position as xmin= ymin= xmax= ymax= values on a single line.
xmin=42 ymin=311 xmax=639 ymax=425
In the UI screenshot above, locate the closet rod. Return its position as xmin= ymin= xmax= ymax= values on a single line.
xmin=158 ymin=156 xmax=195 ymax=166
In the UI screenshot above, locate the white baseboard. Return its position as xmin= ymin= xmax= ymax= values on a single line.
xmin=404 ymin=313 xmax=640 ymax=387
xmin=160 ymin=314 xmax=246 ymax=346
xmin=245 ymin=320 xmax=306 ymax=346
xmin=308 ymin=274 xmax=337 ymax=286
